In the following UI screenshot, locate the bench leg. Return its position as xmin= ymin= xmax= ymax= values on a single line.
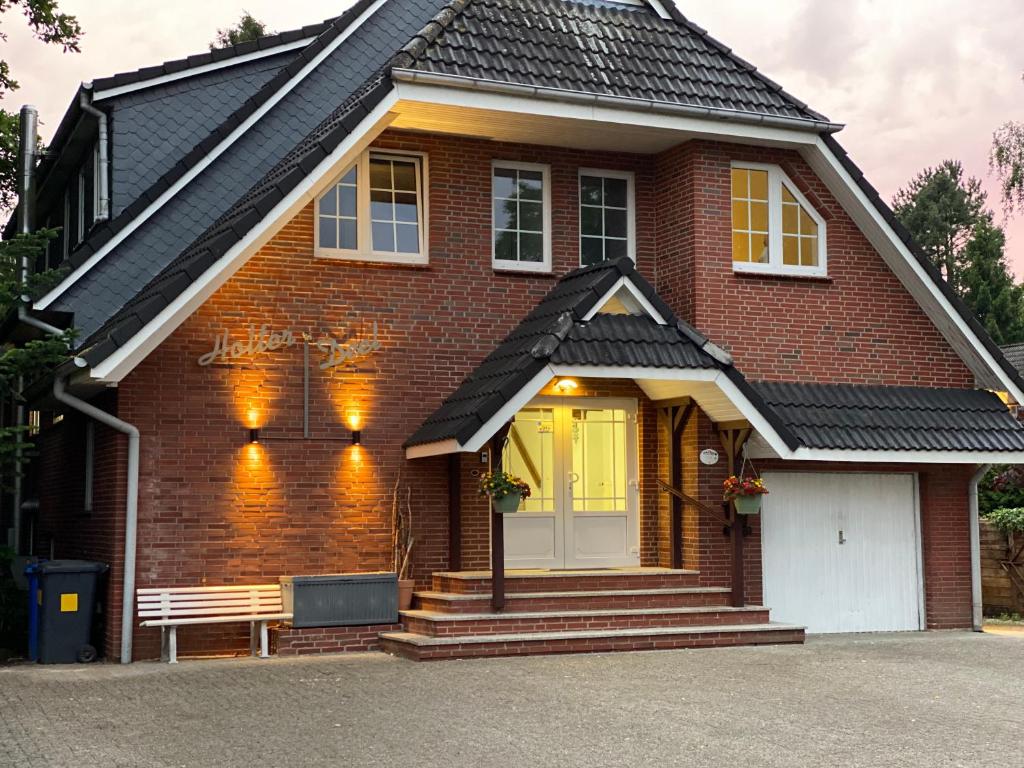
xmin=168 ymin=626 xmax=178 ymax=665
xmin=249 ymin=622 xmax=259 ymax=657
xmin=160 ymin=627 xmax=168 ymax=663
xmin=259 ymin=621 xmax=269 ymax=659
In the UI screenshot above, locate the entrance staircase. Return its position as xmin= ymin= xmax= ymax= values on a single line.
xmin=379 ymin=568 xmax=804 ymax=661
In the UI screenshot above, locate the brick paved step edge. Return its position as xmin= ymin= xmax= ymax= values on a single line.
xmin=379 ymin=623 xmax=806 ymax=661
xmin=433 ymin=570 xmax=702 ymax=594
xmin=414 ymin=587 xmax=732 ymax=613
xmin=400 ymin=606 xmax=771 ymax=636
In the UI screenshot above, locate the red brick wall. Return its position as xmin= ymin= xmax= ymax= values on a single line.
xmin=660 ymin=141 xmax=974 ymax=388
xmin=36 ymin=128 xmax=981 ymax=659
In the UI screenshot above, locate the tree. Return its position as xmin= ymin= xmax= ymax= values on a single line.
xmin=0 ymin=1 xmax=82 ymax=210
xmin=959 ymin=220 xmax=1024 ymax=344
xmin=210 ymin=12 xmax=271 ymax=50
xmin=892 ymin=160 xmax=990 ymax=295
xmin=992 ymin=121 xmax=1024 ymax=215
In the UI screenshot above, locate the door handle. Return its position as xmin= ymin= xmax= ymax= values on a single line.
xmin=838 ymin=529 xmax=847 ymax=545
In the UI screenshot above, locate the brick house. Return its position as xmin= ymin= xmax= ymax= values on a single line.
xmin=10 ymin=0 xmax=1024 ymax=662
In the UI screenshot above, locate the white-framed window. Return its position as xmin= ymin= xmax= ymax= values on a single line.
xmin=492 ymin=161 xmax=552 ymax=273
xmin=579 ymin=168 xmax=635 ymax=266
xmin=315 ymin=149 xmax=428 ymax=265
xmin=731 ymin=162 xmax=827 ymax=277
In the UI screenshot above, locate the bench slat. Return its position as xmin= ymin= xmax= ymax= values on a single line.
xmin=140 ymin=613 xmax=292 ymax=628
xmin=137 ymin=596 xmax=283 ymax=609
xmin=137 ymin=584 xmax=280 ymax=596
xmin=139 ymin=604 xmax=284 ymax=618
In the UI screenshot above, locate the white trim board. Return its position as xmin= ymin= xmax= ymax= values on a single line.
xmin=87 ymin=92 xmax=400 ymax=383
xmin=90 ymin=38 xmax=315 ymax=102
xmin=581 ymin=276 xmax=667 ymax=324
xmin=37 ymin=0 xmax=391 ymax=311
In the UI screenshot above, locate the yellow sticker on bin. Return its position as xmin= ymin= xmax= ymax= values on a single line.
xmin=60 ymin=593 xmax=78 ymax=612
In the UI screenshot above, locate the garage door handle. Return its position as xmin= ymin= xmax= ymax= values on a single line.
xmin=838 ymin=529 xmax=847 ymax=545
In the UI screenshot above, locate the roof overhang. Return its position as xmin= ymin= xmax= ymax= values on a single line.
xmin=407 ymin=363 xmax=1024 ymax=465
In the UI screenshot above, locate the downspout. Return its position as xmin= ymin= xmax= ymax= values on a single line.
xmin=53 ymin=376 xmax=139 ymax=663
xmin=969 ymin=464 xmax=991 ymax=632
xmin=12 ymin=105 xmax=39 ymax=554
xmin=79 ymin=91 xmax=110 ymax=221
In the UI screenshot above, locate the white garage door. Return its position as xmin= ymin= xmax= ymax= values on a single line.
xmin=761 ymin=472 xmax=923 ymax=634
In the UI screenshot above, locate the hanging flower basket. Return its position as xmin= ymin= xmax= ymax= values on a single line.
xmin=479 ymin=471 xmax=532 ymax=514
xmin=724 ymin=475 xmax=768 ymax=516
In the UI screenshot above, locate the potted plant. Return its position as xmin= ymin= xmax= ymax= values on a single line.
xmin=479 ymin=470 xmax=532 ymax=514
xmin=724 ymin=474 xmax=769 ymax=515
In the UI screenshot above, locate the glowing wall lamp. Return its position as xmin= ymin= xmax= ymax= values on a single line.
xmin=347 ymin=412 xmax=362 ymax=445
xmin=554 ymin=378 xmax=579 ymax=394
xmin=248 ymin=428 xmax=260 ymax=444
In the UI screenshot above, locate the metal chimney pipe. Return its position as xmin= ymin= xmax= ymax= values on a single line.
xmin=17 ymin=104 xmax=38 ymax=238
xmin=11 ymin=104 xmax=37 ymax=555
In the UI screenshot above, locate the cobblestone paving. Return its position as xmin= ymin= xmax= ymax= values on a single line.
xmin=1 ymin=632 xmax=1021 ymax=767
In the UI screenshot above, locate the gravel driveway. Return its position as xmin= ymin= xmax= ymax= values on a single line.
xmin=1 ymin=632 xmax=1020 ymax=767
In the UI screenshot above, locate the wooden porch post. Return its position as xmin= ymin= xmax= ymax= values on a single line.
xmin=659 ymin=400 xmax=695 ymax=570
xmin=448 ymin=453 xmax=462 ymax=572
xmin=719 ymin=425 xmax=752 ymax=608
xmin=490 ymin=423 xmax=513 ymax=612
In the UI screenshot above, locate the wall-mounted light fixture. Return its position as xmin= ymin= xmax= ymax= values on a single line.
xmin=351 ymin=429 xmax=362 ymax=446
xmin=554 ymin=378 xmax=579 ymax=394
xmin=248 ymin=428 xmax=260 ymax=444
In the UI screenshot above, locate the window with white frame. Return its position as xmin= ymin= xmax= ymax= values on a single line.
xmin=492 ymin=161 xmax=551 ymax=272
xmin=731 ymin=163 xmax=826 ymax=276
xmin=579 ymin=169 xmax=635 ymax=266
xmin=316 ymin=150 xmax=427 ymax=264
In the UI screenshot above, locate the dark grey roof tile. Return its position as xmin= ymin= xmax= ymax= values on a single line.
xmin=753 ymin=380 xmax=1024 ymax=453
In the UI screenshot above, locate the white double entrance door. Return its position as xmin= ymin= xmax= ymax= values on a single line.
xmin=501 ymin=397 xmax=640 ymax=569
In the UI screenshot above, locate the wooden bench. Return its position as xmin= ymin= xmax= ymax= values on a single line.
xmin=137 ymin=584 xmax=292 ymax=664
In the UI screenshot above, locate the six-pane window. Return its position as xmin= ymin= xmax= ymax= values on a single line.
xmin=316 ymin=150 xmax=426 ymax=264
xmin=579 ymin=172 xmax=632 ymax=266
xmin=731 ymin=163 xmax=826 ymax=276
xmin=492 ymin=163 xmax=551 ymax=271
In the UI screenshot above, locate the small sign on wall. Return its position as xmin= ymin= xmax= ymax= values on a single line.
xmin=699 ymin=448 xmax=720 ymax=466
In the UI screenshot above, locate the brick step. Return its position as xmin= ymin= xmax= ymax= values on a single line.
xmin=415 ymin=586 xmax=732 ymax=614
xmin=380 ymin=623 xmax=806 ymax=661
xmin=432 ymin=569 xmax=702 ymax=595
xmin=401 ymin=606 xmax=770 ymax=637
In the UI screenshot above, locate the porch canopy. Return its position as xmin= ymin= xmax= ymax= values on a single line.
xmin=405 ymin=258 xmax=1024 ymax=465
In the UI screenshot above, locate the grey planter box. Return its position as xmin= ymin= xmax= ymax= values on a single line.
xmin=280 ymin=572 xmax=398 ymax=628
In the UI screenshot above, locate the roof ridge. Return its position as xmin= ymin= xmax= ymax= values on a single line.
xmin=46 ymin=0 xmax=384 ymax=303
xmin=391 ymin=0 xmax=474 ymax=68
xmin=89 ymin=16 xmax=342 ymax=92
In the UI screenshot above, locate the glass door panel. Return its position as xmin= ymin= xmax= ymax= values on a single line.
xmin=502 ymin=407 xmax=562 ymax=568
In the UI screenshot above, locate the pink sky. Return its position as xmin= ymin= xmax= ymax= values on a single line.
xmin=5 ymin=0 xmax=1024 ymax=273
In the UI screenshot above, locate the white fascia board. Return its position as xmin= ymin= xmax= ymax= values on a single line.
xmin=460 ymin=367 xmax=558 ymax=453
xmin=405 ymin=439 xmax=463 ymax=460
xmin=787 ymin=447 xmax=1024 ymax=465
xmin=392 ymin=81 xmax=822 ymax=148
xmin=87 ymin=92 xmax=400 ymax=383
xmin=806 ymin=138 xmax=1024 ymax=405
xmin=581 ymin=276 xmax=667 ymax=324
xmin=37 ymin=0 xmax=390 ymax=311
xmin=91 ymin=38 xmax=314 ymax=102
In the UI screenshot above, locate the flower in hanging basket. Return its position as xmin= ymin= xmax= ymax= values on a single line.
xmin=723 ymin=474 xmax=769 ymax=501
xmin=479 ymin=470 xmax=532 ymax=501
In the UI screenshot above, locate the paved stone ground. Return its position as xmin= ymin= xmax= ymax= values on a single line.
xmin=1 ymin=632 xmax=1021 ymax=768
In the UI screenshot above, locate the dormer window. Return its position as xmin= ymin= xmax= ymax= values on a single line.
xmin=731 ymin=163 xmax=826 ymax=277
xmin=316 ymin=150 xmax=428 ymax=265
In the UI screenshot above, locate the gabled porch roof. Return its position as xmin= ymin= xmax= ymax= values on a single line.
xmin=406 ymin=258 xmax=1024 ymax=464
